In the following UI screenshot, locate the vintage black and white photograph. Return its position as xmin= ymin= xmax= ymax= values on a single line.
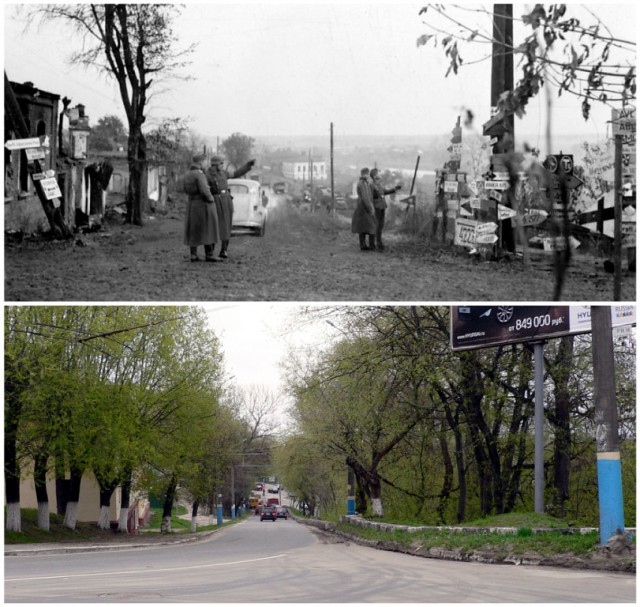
xmin=3 ymin=3 xmax=636 ymax=301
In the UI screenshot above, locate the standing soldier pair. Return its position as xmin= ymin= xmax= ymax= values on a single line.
xmin=206 ymin=155 xmax=256 ymax=259
xmin=351 ymin=167 xmax=401 ymax=251
xmin=182 ymin=154 xmax=255 ymax=262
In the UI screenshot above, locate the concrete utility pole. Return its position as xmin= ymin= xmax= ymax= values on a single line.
xmin=591 ymin=306 xmax=625 ymax=544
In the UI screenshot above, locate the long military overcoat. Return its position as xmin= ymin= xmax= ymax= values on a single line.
xmin=182 ymin=166 xmax=220 ymax=246
xmin=206 ymin=161 xmax=254 ymax=241
xmin=351 ymin=177 xmax=377 ymax=235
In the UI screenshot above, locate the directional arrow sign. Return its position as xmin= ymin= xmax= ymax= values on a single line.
xmin=5 ymin=137 xmax=42 ymax=150
xmin=519 ymin=209 xmax=548 ymax=226
xmin=477 ymin=222 xmax=498 ymax=235
xmin=485 ymin=180 xmax=509 ymax=191
xmin=497 ymin=204 xmax=517 ymax=220
xmin=476 ymin=233 xmax=499 ymax=245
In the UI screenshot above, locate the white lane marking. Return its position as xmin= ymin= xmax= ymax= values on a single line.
xmin=6 ymin=553 xmax=287 ymax=583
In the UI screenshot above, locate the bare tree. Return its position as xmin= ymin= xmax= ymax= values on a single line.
xmin=417 ymin=4 xmax=635 ymax=123
xmin=28 ymin=4 xmax=195 ymax=225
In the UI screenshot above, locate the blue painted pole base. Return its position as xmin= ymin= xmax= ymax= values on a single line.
xmin=217 ymin=504 xmax=223 ymax=526
xmin=347 ymin=497 xmax=356 ymax=516
xmin=597 ymin=453 xmax=624 ymax=545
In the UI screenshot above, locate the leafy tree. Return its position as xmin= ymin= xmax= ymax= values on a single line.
xmin=146 ymin=117 xmax=191 ymax=164
xmin=29 ymin=5 xmax=195 ymax=225
xmin=221 ymin=133 xmax=255 ymax=170
xmin=88 ymin=115 xmax=128 ymax=152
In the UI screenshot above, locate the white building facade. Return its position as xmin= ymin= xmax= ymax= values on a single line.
xmin=282 ymin=159 xmax=327 ymax=182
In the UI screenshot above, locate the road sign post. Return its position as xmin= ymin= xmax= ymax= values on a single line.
xmin=217 ymin=494 xmax=223 ymax=526
xmin=347 ymin=466 xmax=356 ymax=516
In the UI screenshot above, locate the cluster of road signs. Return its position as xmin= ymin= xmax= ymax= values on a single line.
xmin=5 ymin=136 xmax=61 ymax=200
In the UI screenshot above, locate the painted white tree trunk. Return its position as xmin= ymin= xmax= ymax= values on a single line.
xmin=37 ymin=502 xmax=50 ymax=531
xmin=209 ymin=513 xmax=215 ymax=525
xmin=371 ymin=498 xmax=384 ymax=517
xmin=6 ymin=503 xmax=21 ymax=532
xmin=161 ymin=515 xmax=172 ymax=533
xmin=97 ymin=505 xmax=111 ymax=530
xmin=191 ymin=517 xmax=197 ymax=533
xmin=63 ymin=501 xmax=79 ymax=530
xmin=118 ymin=507 xmax=129 ymax=532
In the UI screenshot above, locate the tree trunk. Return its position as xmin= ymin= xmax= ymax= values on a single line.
xmin=4 ymin=376 xmax=23 ymax=532
xmin=34 ymin=451 xmax=50 ymax=530
xmin=437 ymin=430 xmax=453 ymax=524
xmin=63 ymin=466 xmax=83 ymax=530
xmin=118 ymin=469 xmax=132 ymax=532
xmin=126 ymin=127 xmax=147 ymax=225
xmin=551 ymin=335 xmax=574 ymax=517
xmin=161 ymin=474 xmax=178 ymax=533
xmin=369 ymin=475 xmax=384 ymax=517
xmin=97 ymin=485 xmax=117 ymax=530
xmin=54 ymin=450 xmax=68 ymax=517
xmin=191 ymin=499 xmax=200 ymax=533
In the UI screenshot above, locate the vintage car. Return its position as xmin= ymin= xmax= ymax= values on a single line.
xmin=229 ymin=178 xmax=267 ymax=236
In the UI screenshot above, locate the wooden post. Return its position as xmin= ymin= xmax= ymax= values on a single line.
xmin=330 ymin=122 xmax=335 ymax=217
xmin=613 ymin=135 xmax=623 ymax=299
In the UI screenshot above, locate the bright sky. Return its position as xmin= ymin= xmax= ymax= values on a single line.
xmin=203 ymin=303 xmax=333 ymax=393
xmin=3 ymin=2 xmax=636 ymax=141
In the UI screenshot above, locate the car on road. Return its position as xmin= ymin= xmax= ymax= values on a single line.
xmin=229 ymin=179 xmax=268 ymax=236
xmin=333 ymin=194 xmax=347 ymax=210
xmin=275 ymin=506 xmax=289 ymax=520
xmin=260 ymin=506 xmax=277 ymax=522
xmin=255 ymin=483 xmax=264 ymax=491
xmin=267 ymin=487 xmax=278 ymax=494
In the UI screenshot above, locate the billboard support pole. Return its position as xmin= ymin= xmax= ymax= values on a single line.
xmin=533 ymin=341 xmax=545 ymax=514
xmin=591 ymin=306 xmax=625 ymax=544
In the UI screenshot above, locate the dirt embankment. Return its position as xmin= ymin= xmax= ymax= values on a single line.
xmin=5 ymin=195 xmax=635 ymax=302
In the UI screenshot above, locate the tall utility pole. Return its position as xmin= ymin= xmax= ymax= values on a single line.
xmin=486 ymin=4 xmax=514 ymax=154
xmin=591 ymin=306 xmax=625 ymax=544
xmin=330 ymin=122 xmax=335 ymax=216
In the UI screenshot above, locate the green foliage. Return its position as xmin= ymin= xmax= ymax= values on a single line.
xmin=283 ymin=306 xmax=636 ymax=530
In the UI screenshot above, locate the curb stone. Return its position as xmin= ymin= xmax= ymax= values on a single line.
xmin=291 ymin=514 xmax=635 ymax=573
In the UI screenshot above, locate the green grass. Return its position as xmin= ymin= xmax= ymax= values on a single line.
xmin=5 ymin=508 xmax=120 ymax=544
xmin=337 ymin=511 xmax=636 ymax=557
xmin=5 ymin=507 xmax=243 ymax=544
xmin=337 ymin=521 xmax=602 ymax=556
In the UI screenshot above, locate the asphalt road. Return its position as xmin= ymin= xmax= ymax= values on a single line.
xmin=5 ymin=517 xmax=635 ymax=603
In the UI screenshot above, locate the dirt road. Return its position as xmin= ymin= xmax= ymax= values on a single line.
xmin=4 ymin=195 xmax=635 ymax=302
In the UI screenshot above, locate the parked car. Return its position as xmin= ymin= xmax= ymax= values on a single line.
xmin=275 ymin=506 xmax=289 ymax=520
xmin=229 ymin=179 xmax=267 ymax=236
xmin=255 ymin=483 xmax=264 ymax=491
xmin=260 ymin=506 xmax=277 ymax=522
xmin=329 ymin=193 xmax=346 ymax=211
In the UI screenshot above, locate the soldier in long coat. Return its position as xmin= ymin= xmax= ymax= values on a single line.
xmin=182 ymin=154 xmax=221 ymax=262
xmin=370 ymin=168 xmax=401 ymax=251
xmin=206 ymin=155 xmax=256 ymax=258
xmin=351 ymin=167 xmax=377 ymax=250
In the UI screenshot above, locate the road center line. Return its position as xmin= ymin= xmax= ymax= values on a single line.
xmin=5 ymin=553 xmax=288 ymax=583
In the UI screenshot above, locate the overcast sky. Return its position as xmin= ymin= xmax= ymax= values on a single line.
xmin=4 ymin=2 xmax=636 ymax=142
xmin=203 ymin=303 xmax=333 ymax=392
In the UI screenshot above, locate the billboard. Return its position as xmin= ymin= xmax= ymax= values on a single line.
xmin=450 ymin=305 xmax=636 ymax=351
